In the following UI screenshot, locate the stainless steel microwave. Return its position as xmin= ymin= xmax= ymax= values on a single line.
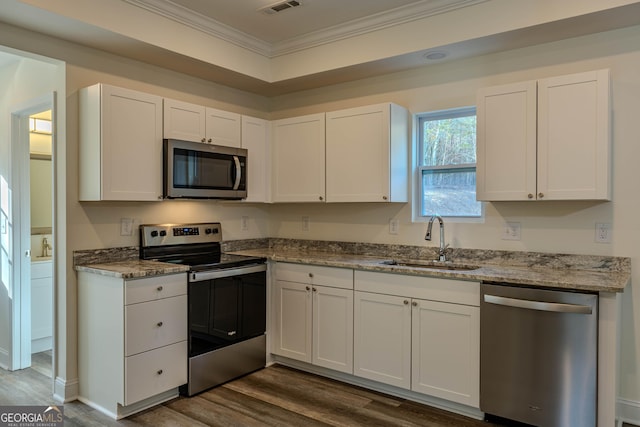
xmin=163 ymin=139 xmax=248 ymax=199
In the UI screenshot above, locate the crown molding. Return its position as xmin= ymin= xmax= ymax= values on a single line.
xmin=123 ymin=0 xmax=488 ymax=58
xmin=271 ymin=0 xmax=489 ymax=56
xmin=123 ymin=0 xmax=272 ymax=56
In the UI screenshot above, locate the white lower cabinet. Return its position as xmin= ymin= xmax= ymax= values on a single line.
xmin=78 ymin=272 xmax=188 ymax=419
xmin=272 ymin=263 xmax=353 ymax=374
xmin=411 ymin=298 xmax=479 ymax=407
xmin=354 ymin=270 xmax=480 ymax=408
xmin=353 ymin=291 xmax=411 ymax=388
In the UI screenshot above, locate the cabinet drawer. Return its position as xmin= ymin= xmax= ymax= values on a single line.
xmin=276 ymin=262 xmax=353 ymax=289
xmin=125 ymin=295 xmax=187 ymax=356
xmin=354 ymin=270 xmax=479 ymax=306
xmin=124 ymin=341 xmax=187 ymax=406
xmin=125 ymin=273 xmax=187 ymax=305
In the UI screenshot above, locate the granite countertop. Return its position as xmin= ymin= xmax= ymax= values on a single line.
xmin=228 ymin=247 xmax=630 ymax=293
xmin=73 ymin=239 xmax=631 ymax=292
xmin=76 ymin=260 xmax=189 ymax=279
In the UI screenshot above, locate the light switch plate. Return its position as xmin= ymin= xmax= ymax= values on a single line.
xmin=120 ymin=218 xmax=133 ymax=236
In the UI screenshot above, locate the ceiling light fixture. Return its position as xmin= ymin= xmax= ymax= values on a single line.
xmin=260 ymin=0 xmax=302 ymax=15
xmin=423 ymin=51 xmax=448 ymax=61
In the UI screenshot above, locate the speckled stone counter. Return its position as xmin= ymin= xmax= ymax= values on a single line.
xmin=74 ymin=247 xmax=189 ymax=279
xmin=225 ymin=239 xmax=631 ymax=293
xmin=75 ymin=239 xmax=631 ymax=292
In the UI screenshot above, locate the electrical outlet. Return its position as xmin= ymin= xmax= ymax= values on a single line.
xmin=120 ymin=218 xmax=133 ymax=236
xmin=241 ymin=216 xmax=249 ymax=231
xmin=389 ymin=219 xmax=399 ymax=235
xmin=595 ymin=222 xmax=612 ymax=243
xmin=502 ymin=222 xmax=521 ymax=241
xmin=302 ymin=216 xmax=310 ymax=232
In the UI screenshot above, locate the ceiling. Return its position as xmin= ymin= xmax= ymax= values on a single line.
xmin=165 ymin=0 xmax=425 ymax=45
xmin=2 ymin=0 xmax=640 ymax=96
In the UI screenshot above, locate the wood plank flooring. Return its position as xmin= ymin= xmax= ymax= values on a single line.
xmin=1 ymin=356 xmax=637 ymax=427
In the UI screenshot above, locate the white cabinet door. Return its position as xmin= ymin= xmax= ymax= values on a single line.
xmin=326 ymin=103 xmax=409 ymax=203
xmin=537 ymin=70 xmax=610 ymax=200
xmin=272 ymin=113 xmax=325 ymax=202
xmin=476 ymin=69 xmax=610 ymax=201
xmin=205 ymin=108 xmax=241 ymax=147
xmin=163 ymin=98 xmax=206 ymax=143
xmin=476 ymin=81 xmax=537 ymax=201
xmin=411 ymin=298 xmax=479 ymax=407
xmin=241 ymin=115 xmax=270 ymax=202
xmin=273 ymin=280 xmax=312 ymax=362
xmin=353 ymin=291 xmax=411 ymax=389
xmin=312 ymin=285 xmax=353 ymax=374
xmin=79 ymin=84 xmax=163 ymax=201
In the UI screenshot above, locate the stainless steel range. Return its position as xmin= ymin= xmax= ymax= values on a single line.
xmin=139 ymin=222 xmax=267 ymax=396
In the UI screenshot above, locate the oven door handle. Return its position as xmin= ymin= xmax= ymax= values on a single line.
xmin=190 ymin=263 xmax=266 ymax=282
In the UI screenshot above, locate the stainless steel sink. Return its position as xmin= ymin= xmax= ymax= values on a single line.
xmin=379 ymin=259 xmax=479 ymax=271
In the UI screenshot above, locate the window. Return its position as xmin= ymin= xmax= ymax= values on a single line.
xmin=417 ymin=107 xmax=481 ymax=218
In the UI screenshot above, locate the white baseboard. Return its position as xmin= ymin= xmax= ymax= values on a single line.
xmin=53 ymin=376 xmax=79 ymax=403
xmin=618 ymin=398 xmax=640 ymax=426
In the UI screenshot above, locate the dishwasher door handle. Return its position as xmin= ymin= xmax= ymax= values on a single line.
xmin=484 ymin=294 xmax=593 ymax=314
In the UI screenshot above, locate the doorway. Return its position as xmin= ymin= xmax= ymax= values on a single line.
xmin=8 ymin=94 xmax=55 ymax=377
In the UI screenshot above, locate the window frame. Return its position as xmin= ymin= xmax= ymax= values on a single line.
xmin=414 ymin=106 xmax=483 ymax=221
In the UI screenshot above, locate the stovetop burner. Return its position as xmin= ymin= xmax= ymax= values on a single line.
xmin=139 ymin=222 xmax=265 ymax=270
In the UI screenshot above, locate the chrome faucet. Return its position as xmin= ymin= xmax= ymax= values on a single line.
xmin=425 ymin=215 xmax=448 ymax=262
xmin=42 ymin=237 xmax=52 ymax=257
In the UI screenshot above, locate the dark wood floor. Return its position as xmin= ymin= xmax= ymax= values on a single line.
xmin=1 ymin=356 xmax=637 ymax=427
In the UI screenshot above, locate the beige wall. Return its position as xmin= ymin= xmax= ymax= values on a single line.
xmin=2 ymin=17 xmax=640 ymax=411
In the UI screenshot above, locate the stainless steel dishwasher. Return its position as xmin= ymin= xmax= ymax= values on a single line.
xmin=480 ymin=282 xmax=598 ymax=427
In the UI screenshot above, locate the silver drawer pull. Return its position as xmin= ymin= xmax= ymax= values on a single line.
xmin=157 ymin=321 xmax=163 ymax=327
xmin=228 ymin=331 xmax=237 ymax=336
xmin=157 ymin=369 xmax=163 ymax=375
xmin=157 ymin=286 xmax=163 ymax=292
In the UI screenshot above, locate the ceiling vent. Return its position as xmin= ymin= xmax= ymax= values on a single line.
xmin=260 ymin=1 xmax=301 ymax=15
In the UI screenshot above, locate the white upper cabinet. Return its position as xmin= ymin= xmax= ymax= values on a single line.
xmin=241 ymin=116 xmax=270 ymax=203
xmin=272 ymin=113 xmax=326 ymax=202
xmin=476 ymin=69 xmax=610 ymax=201
xmin=79 ymin=83 xmax=163 ymax=201
xmin=326 ymin=103 xmax=409 ymax=203
xmin=163 ymin=98 xmax=241 ymax=147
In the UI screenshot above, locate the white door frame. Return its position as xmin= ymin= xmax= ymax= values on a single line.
xmin=10 ymin=93 xmax=55 ymax=371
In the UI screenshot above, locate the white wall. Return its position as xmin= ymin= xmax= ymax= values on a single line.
xmin=269 ymin=25 xmax=640 ymax=403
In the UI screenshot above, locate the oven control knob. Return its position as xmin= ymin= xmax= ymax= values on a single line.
xmin=159 ymin=230 xmax=167 ymax=237
xmin=150 ymin=230 xmax=158 ymax=237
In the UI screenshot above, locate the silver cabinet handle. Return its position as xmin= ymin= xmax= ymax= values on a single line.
xmin=308 ymin=273 xmax=314 ymax=278
xmin=403 ymin=300 xmax=409 ymax=305
xmin=157 ymin=321 xmax=163 ymax=327
xmin=228 ymin=331 xmax=237 ymax=336
xmin=538 ymin=192 xmax=544 ymax=198
xmin=484 ymin=294 xmax=592 ymax=314
xmin=319 ymin=196 xmax=323 ymax=201
xmin=412 ymin=301 xmax=417 ymax=307
xmin=157 ymin=369 xmax=163 ymax=375
xmin=201 ymin=138 xmax=206 ymax=143
xmin=232 ymin=155 xmax=242 ymax=190
xmin=383 ymin=196 xmax=388 ymax=200
xmin=312 ymin=287 xmax=317 ymax=292
xmin=305 ymin=286 xmax=310 ymax=291
xmin=207 ymin=138 xmax=212 ymax=143
xmin=528 ymin=193 xmax=534 ymax=199
xmin=157 ymin=286 xmax=163 ymax=292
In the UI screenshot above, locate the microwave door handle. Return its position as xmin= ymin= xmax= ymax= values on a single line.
xmin=232 ymin=155 xmax=241 ymax=190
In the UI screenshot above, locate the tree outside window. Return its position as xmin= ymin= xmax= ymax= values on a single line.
xmin=418 ymin=107 xmax=481 ymax=217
